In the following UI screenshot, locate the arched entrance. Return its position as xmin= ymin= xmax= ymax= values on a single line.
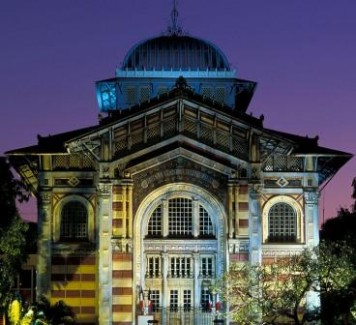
xmin=134 ymin=183 xmax=227 ymax=324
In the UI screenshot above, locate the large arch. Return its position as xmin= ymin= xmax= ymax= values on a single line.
xmin=133 ymin=183 xmax=227 ymax=316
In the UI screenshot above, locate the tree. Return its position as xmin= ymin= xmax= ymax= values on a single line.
xmin=221 ymin=243 xmax=356 ymax=325
xmin=318 ymin=241 xmax=356 ymax=325
xmin=0 ymin=157 xmax=30 ymax=310
xmin=319 ymin=180 xmax=356 ymax=324
xmin=221 ymin=249 xmax=320 ymax=325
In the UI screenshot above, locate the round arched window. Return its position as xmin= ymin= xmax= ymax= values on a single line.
xmin=268 ymin=203 xmax=296 ymax=243
xmin=60 ymin=201 xmax=88 ymax=241
xmin=146 ymin=197 xmax=214 ymax=238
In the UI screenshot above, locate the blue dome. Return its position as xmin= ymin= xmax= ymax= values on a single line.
xmin=121 ymin=35 xmax=231 ymax=71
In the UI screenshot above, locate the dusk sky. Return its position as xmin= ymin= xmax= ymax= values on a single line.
xmin=1 ymin=0 xmax=355 ymax=222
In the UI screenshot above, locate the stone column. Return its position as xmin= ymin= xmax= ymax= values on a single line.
xmin=97 ymin=181 xmax=113 ymax=325
xmin=36 ymin=188 xmax=52 ymax=299
xmin=193 ymin=252 xmax=201 ymax=325
xmin=248 ymin=184 xmax=262 ymax=266
xmin=234 ymin=184 xmax=239 ymax=236
xmin=304 ymin=190 xmax=320 ymax=312
xmin=161 ymin=252 xmax=168 ymax=325
xmin=304 ymin=191 xmax=320 ymax=248
xmin=228 ymin=184 xmax=234 ymax=238
xmin=128 ymin=184 xmax=133 ymax=238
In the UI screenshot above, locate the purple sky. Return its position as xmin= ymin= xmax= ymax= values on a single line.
xmin=1 ymin=0 xmax=355 ymax=222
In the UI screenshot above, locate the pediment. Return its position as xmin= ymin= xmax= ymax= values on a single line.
xmin=65 ymin=95 xmax=262 ymax=164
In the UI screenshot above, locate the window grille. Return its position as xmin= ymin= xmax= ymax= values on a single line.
xmin=199 ymin=206 xmax=214 ymax=236
xmin=69 ymin=155 xmax=81 ymax=168
xmin=232 ymin=136 xmax=247 ymax=157
xmin=201 ymin=288 xmax=211 ymax=312
xmin=183 ymin=290 xmax=192 ymax=312
xmin=215 ymin=130 xmax=229 ymax=151
xmin=168 ymin=198 xmax=192 ymax=236
xmin=202 ymin=87 xmax=213 ymax=99
xmin=147 ymin=124 xmax=160 ymax=142
xmin=200 ymin=124 xmax=214 ymax=145
xmin=130 ymin=129 xmax=144 ymax=148
xmin=263 ymin=156 xmax=303 ymax=172
xmin=148 ymin=205 xmax=162 ymax=237
xmin=182 ymin=118 xmax=197 ymax=138
xmin=201 ymin=257 xmax=213 ymax=277
xmin=150 ymin=290 xmax=160 ymax=312
xmin=215 ymin=87 xmax=226 ymax=104
xmin=163 ymin=117 xmax=176 ymax=137
xmin=60 ymin=201 xmax=88 ymax=241
xmin=53 ymin=154 xmax=94 ymax=170
xmin=114 ymin=138 xmax=126 ymax=153
xmin=170 ymin=290 xmax=178 ymax=312
xmin=140 ymin=86 xmax=150 ymax=103
xmin=147 ymin=256 xmax=160 ymax=278
xmin=126 ymin=87 xmax=137 ymax=105
xmin=170 ymin=257 xmax=191 ymax=278
xmin=268 ymin=203 xmax=297 ymax=243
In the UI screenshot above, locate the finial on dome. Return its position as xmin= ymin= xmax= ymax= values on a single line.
xmin=167 ymin=0 xmax=183 ymax=36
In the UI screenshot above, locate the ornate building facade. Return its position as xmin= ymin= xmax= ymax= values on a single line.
xmin=7 ymin=17 xmax=352 ymax=325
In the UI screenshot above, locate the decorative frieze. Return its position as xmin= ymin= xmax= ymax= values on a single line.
xmin=228 ymin=239 xmax=249 ymax=254
xmin=143 ymin=239 xmax=217 ymax=253
xmin=112 ymin=238 xmax=133 ymax=253
xmin=132 ymin=157 xmax=228 ymax=213
xmin=54 ymin=178 xmax=94 ymax=187
xmin=262 ymin=244 xmax=305 ymax=256
xmin=264 ymin=178 xmax=302 ymax=188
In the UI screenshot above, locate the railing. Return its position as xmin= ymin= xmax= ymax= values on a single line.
xmin=141 ymin=307 xmax=224 ymax=325
xmin=263 ymin=156 xmax=303 ymax=172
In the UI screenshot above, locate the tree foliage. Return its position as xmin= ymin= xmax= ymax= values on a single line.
xmin=221 ymin=242 xmax=356 ymax=325
xmin=221 ymin=249 xmax=320 ymax=325
xmin=0 ymin=157 xmax=30 ymax=309
xmin=318 ymin=241 xmax=356 ymax=324
xmin=319 ymin=180 xmax=356 ymax=324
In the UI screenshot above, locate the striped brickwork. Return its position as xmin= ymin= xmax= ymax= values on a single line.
xmin=112 ymin=252 xmax=133 ymax=325
xmin=112 ymin=184 xmax=133 ymax=238
xmin=228 ymin=183 xmax=249 ymax=237
xmin=51 ymin=253 xmax=97 ymax=324
xmin=112 ymin=183 xmax=134 ymax=324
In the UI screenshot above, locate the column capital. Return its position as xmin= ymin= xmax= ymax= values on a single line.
xmin=304 ymin=191 xmax=319 ymax=205
xmin=97 ymin=181 xmax=113 ymax=194
xmin=38 ymin=188 xmax=52 ymax=204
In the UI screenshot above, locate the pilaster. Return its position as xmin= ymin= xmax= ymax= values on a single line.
xmin=304 ymin=190 xmax=321 ymax=312
xmin=304 ymin=190 xmax=320 ymax=247
xmin=36 ymin=188 xmax=52 ymax=299
xmin=228 ymin=184 xmax=234 ymax=238
xmin=248 ymin=184 xmax=262 ymax=265
xmin=97 ymin=181 xmax=113 ymax=325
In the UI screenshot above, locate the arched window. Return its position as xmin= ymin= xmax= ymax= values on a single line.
xmin=60 ymin=201 xmax=88 ymax=241
xmin=168 ymin=198 xmax=192 ymax=237
xmin=199 ymin=205 xmax=214 ymax=237
xmin=146 ymin=197 xmax=215 ymax=238
xmin=268 ymin=203 xmax=296 ymax=243
xmin=147 ymin=204 xmax=162 ymax=237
